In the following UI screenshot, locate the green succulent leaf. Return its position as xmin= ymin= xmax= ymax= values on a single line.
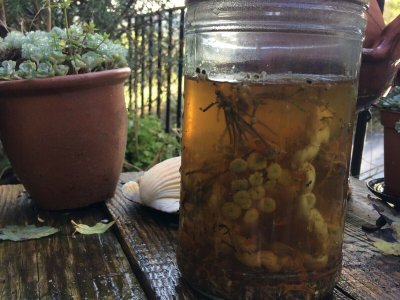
xmin=378 ymin=87 xmax=400 ymax=111
xmin=81 ymin=51 xmax=105 ymax=71
xmin=49 ymin=51 xmax=66 ymax=64
xmin=1 ymin=23 xmax=128 ymax=80
xmin=112 ymin=53 xmax=128 ymax=68
xmin=51 ymin=27 xmax=67 ymax=39
xmin=2 ymin=60 xmax=16 ymax=72
xmin=36 ymin=62 xmax=55 ymax=78
xmin=25 ymin=30 xmax=50 ymax=45
xmin=82 ymin=21 xmax=96 ymax=34
xmin=22 ymin=44 xmax=44 ymax=63
xmin=86 ymin=33 xmax=106 ymax=50
xmin=54 ymin=64 xmax=69 ymax=76
xmin=55 ymin=0 xmax=73 ymax=9
xmin=71 ymin=56 xmax=87 ymax=73
xmin=3 ymin=31 xmax=25 ymax=49
xmin=17 ymin=60 xmax=37 ymax=79
xmin=68 ymin=24 xmax=84 ymax=39
xmin=0 ymin=60 xmax=18 ymax=80
xmin=0 ymin=225 xmax=59 ymax=242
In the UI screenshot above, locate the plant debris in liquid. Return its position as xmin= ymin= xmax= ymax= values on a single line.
xmin=179 ymin=75 xmax=357 ymax=299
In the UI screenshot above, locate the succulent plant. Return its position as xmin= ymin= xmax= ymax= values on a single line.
xmin=378 ymin=86 xmax=400 ymax=111
xmin=0 ymin=22 xmax=128 ymax=81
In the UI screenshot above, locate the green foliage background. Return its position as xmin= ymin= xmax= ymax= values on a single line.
xmin=1 ymin=0 xmax=176 ymax=38
xmin=125 ymin=115 xmax=181 ymax=171
xmin=384 ymin=0 xmax=400 ymax=23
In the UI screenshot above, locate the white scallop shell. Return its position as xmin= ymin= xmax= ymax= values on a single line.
xmin=122 ymin=156 xmax=181 ymax=213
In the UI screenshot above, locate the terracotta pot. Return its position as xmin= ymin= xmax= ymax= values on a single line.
xmin=380 ymin=109 xmax=400 ymax=197
xmin=0 ymin=68 xmax=130 ymax=210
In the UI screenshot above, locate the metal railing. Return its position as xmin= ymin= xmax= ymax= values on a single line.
xmin=126 ymin=7 xmax=185 ymax=132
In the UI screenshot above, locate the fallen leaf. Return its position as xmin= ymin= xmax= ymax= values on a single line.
xmin=372 ymin=204 xmax=400 ymax=224
xmin=367 ymin=227 xmax=398 ymax=243
xmin=71 ymin=220 xmax=115 ymax=235
xmin=0 ymin=225 xmax=59 ymax=242
xmin=373 ymin=241 xmax=400 ymax=256
xmin=367 ymin=205 xmax=400 ymax=256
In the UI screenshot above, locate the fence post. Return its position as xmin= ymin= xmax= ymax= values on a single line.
xmin=127 ymin=16 xmax=133 ymax=111
xmin=157 ymin=12 xmax=163 ymax=118
xmin=140 ymin=16 xmax=146 ymax=118
xmin=165 ymin=10 xmax=173 ymax=132
xmin=176 ymin=8 xmax=185 ymax=129
xmin=148 ymin=15 xmax=153 ymax=115
xmin=133 ymin=16 xmax=139 ymax=112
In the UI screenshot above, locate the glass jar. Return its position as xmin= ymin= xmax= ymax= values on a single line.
xmin=178 ymin=0 xmax=368 ymax=299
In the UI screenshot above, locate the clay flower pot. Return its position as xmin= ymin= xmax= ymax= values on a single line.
xmin=380 ymin=109 xmax=400 ymax=197
xmin=0 ymin=68 xmax=130 ymax=210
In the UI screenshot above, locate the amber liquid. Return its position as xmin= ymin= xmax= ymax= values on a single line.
xmin=178 ymin=76 xmax=357 ymax=299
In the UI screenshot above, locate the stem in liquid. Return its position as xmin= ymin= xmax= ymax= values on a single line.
xmin=179 ymin=75 xmax=357 ymax=298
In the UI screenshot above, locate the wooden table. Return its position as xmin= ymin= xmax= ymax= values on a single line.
xmin=0 ymin=174 xmax=399 ymax=300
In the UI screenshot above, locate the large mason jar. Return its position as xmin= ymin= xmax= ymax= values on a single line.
xmin=178 ymin=1 xmax=368 ymax=298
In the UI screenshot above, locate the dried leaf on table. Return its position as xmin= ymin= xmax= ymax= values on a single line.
xmin=365 ymin=204 xmax=400 ymax=256
xmin=373 ymin=241 xmax=400 ymax=256
xmin=372 ymin=203 xmax=400 ymax=223
xmin=0 ymin=225 xmax=59 ymax=242
xmin=71 ymin=220 xmax=115 ymax=235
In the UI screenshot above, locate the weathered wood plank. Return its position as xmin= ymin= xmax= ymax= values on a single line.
xmin=347 ymin=177 xmax=387 ymax=224
xmin=0 ymin=186 xmax=40 ymax=300
xmin=0 ymin=184 xmax=146 ymax=300
xmin=337 ymin=178 xmax=400 ymax=300
xmin=108 ymin=173 xmax=199 ymax=299
xmin=107 ymin=173 xmax=357 ymax=299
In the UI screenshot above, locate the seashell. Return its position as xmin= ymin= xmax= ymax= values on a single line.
xmin=122 ymin=156 xmax=181 ymax=213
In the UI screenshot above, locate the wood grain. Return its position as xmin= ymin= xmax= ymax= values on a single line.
xmin=337 ymin=178 xmax=400 ymax=300
xmin=108 ymin=173 xmax=200 ymax=299
xmin=109 ymin=173 xmax=400 ymax=299
xmin=2 ymin=175 xmax=398 ymax=300
xmin=0 ymin=184 xmax=145 ymax=300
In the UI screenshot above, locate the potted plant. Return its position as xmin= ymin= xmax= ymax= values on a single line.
xmin=0 ymin=21 xmax=130 ymax=210
xmin=377 ymin=86 xmax=400 ymax=197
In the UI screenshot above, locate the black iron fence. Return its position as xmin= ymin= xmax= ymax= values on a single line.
xmin=125 ymin=7 xmax=185 ymax=132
